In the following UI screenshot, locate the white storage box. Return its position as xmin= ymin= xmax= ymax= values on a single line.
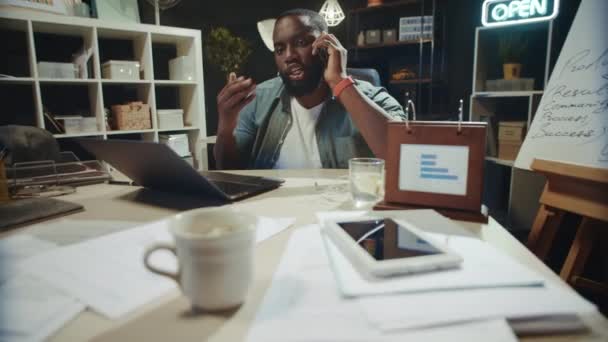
xmin=80 ymin=117 xmax=98 ymax=132
xmin=102 ymin=60 xmax=140 ymax=80
xmin=55 ymin=116 xmax=82 ymax=134
xmin=157 ymin=109 xmax=184 ymax=130
xmin=37 ymin=62 xmax=78 ymax=79
xmin=160 ymin=133 xmax=190 ymax=157
xmin=169 ymin=56 xmax=194 ymax=81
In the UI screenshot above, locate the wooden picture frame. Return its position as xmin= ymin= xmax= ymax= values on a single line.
xmin=384 ymin=121 xmax=487 ymax=213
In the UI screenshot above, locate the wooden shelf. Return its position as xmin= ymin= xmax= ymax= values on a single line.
xmin=486 ymin=157 xmax=515 ymax=167
xmin=473 ymin=91 xmax=544 ymax=98
xmin=349 ymin=0 xmax=421 ymax=14
xmin=0 ymin=77 xmax=34 ymax=84
xmin=101 ymin=79 xmax=152 ymax=85
xmin=54 ymin=132 xmax=104 ymax=138
xmin=389 ymin=78 xmax=432 ymax=85
xmin=0 ymin=12 xmax=225 ymax=171
xmin=349 ymin=39 xmax=432 ymax=50
xmin=106 ymin=129 xmax=155 ymax=135
xmin=39 ymin=78 xmax=98 ymax=84
xmin=157 ymin=126 xmax=199 ymax=132
xmin=154 ymin=80 xmax=197 ymax=86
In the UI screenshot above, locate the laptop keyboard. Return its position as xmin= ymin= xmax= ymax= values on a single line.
xmin=210 ymin=180 xmax=262 ymax=197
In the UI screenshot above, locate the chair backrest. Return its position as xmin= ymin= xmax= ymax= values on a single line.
xmin=347 ymin=68 xmax=381 ymax=87
xmin=0 ymin=125 xmax=61 ymax=165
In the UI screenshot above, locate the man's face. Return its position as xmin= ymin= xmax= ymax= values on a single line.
xmin=273 ymin=15 xmax=324 ymax=97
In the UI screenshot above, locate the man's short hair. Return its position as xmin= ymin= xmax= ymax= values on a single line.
xmin=276 ymin=8 xmax=328 ymax=33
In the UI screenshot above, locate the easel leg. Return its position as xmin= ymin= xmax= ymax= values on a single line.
xmin=560 ymin=218 xmax=601 ymax=284
xmin=527 ymin=205 xmax=565 ymax=261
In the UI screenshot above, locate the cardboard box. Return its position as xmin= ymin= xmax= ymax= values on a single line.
xmin=498 ymin=121 xmax=526 ymax=142
xmin=498 ymin=140 xmax=522 ymax=160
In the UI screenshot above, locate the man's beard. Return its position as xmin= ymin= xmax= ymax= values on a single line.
xmin=279 ymin=58 xmax=324 ymax=97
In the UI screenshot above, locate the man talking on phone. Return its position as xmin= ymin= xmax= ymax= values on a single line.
xmin=214 ymin=8 xmax=405 ymax=169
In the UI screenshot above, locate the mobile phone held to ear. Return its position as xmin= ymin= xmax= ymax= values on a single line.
xmin=318 ymin=47 xmax=328 ymax=68
xmin=322 ymin=217 xmax=463 ymax=277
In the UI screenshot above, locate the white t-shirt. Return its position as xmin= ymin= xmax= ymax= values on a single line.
xmin=273 ymin=98 xmax=324 ymax=169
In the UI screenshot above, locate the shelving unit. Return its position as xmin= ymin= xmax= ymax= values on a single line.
xmin=346 ymin=0 xmax=447 ymax=118
xmin=0 ymin=11 xmax=208 ymax=170
xmin=469 ymin=21 xmax=554 ymax=232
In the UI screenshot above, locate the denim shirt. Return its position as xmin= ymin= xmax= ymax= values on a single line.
xmin=233 ymin=77 xmax=405 ymax=169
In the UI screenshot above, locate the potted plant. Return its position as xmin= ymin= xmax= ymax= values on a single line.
xmin=205 ymin=27 xmax=252 ymax=78
xmin=498 ymin=32 xmax=528 ymax=80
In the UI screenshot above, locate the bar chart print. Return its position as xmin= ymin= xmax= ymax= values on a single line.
xmin=399 ymin=144 xmax=469 ymax=195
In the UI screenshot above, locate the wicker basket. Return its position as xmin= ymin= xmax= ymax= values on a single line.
xmin=111 ymin=101 xmax=151 ymax=130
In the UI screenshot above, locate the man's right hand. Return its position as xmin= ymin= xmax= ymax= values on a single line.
xmin=216 ymin=72 xmax=256 ymax=132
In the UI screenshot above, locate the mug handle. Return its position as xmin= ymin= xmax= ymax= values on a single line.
xmin=143 ymin=243 xmax=179 ymax=283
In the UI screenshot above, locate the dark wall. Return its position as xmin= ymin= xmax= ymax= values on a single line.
xmin=138 ymin=0 xmax=580 ymax=135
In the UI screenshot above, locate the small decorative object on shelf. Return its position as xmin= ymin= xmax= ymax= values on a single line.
xmin=110 ymin=101 xmax=151 ymax=131
xmin=357 ymin=31 xmax=365 ymax=46
xmin=382 ymin=29 xmax=396 ymax=43
xmin=498 ymin=32 xmax=528 ymax=80
xmin=391 ymin=67 xmax=417 ymax=81
xmin=365 ymin=29 xmax=381 ymax=45
xmin=367 ymin=0 xmax=383 ymax=7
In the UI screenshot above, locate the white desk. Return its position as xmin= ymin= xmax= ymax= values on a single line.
xmin=4 ymin=169 xmax=607 ymax=341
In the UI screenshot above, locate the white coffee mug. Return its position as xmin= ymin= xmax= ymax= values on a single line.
xmin=143 ymin=207 xmax=256 ymax=311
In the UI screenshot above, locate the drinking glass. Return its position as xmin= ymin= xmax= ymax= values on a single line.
xmin=349 ymin=158 xmax=385 ymax=208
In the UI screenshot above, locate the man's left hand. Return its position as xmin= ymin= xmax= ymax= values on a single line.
xmin=312 ymin=33 xmax=348 ymax=89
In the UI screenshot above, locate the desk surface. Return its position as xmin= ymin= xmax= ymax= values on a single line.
xmin=5 ymin=169 xmax=607 ymax=341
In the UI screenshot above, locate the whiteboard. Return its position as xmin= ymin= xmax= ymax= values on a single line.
xmin=515 ymin=0 xmax=608 ymax=170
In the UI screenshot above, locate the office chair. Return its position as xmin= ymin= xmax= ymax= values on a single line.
xmin=347 ymin=67 xmax=381 ymax=87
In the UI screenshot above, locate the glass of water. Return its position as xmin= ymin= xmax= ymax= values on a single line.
xmin=349 ymin=158 xmax=385 ymax=208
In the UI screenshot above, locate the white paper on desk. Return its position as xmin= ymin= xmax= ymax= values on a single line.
xmin=246 ymin=225 xmax=518 ymax=342
xmin=256 ymin=216 xmax=295 ymax=242
xmin=280 ymin=177 xmax=348 ymax=188
xmin=23 ymin=219 xmax=140 ymax=246
xmin=357 ymin=282 xmax=597 ymax=332
xmin=323 ymin=233 xmax=544 ymax=297
xmin=21 ymin=216 xmax=295 ymax=319
xmin=0 ymin=235 xmax=57 ymax=282
xmin=0 ymin=274 xmax=85 ymax=342
xmin=317 ymin=209 xmax=544 ymax=295
xmin=0 ymin=235 xmax=85 ymax=342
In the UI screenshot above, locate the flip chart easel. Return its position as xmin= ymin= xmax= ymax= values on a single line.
xmin=526 ymin=159 xmax=608 ymax=296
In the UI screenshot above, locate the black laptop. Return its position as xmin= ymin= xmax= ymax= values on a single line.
xmin=77 ymin=139 xmax=283 ymax=201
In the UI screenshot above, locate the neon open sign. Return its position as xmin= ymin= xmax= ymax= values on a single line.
xmin=482 ymin=0 xmax=559 ymax=27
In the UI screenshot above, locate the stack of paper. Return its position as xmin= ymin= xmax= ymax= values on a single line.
xmin=20 ymin=216 xmax=295 ymax=319
xmin=246 ymin=210 xmax=598 ymax=341
xmin=246 ymin=225 xmax=518 ymax=341
xmin=0 ymin=235 xmax=85 ymax=342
